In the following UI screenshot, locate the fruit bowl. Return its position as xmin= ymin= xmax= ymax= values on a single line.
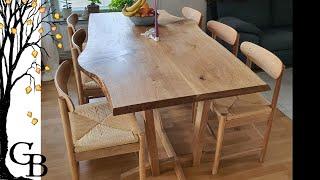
xmin=129 ymin=15 xmax=155 ymax=26
xmin=122 ymin=1 xmax=157 ymax=26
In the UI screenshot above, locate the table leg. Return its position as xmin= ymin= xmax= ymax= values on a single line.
xmin=191 ymin=102 xmax=198 ymax=124
xmin=154 ymin=109 xmax=186 ymax=180
xmin=143 ymin=110 xmax=160 ymax=176
xmin=192 ymin=100 xmax=211 ymax=166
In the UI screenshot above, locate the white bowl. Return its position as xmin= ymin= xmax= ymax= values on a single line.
xmin=129 ymin=16 xmax=155 ymax=26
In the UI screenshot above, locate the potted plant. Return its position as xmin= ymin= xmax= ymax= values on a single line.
xmin=87 ymin=0 xmax=101 ymax=14
xmin=60 ymin=0 xmax=72 ymax=19
xmin=108 ymin=0 xmax=133 ymax=12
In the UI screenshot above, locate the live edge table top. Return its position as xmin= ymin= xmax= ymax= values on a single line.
xmin=78 ymin=12 xmax=270 ymax=115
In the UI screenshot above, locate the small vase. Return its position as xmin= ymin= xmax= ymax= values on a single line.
xmin=87 ymin=3 xmax=100 ymax=14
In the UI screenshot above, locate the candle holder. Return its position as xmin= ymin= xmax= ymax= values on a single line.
xmin=154 ymin=0 xmax=159 ymax=40
xmin=141 ymin=0 xmax=159 ymax=41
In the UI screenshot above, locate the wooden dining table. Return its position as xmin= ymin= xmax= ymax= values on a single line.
xmin=78 ymin=11 xmax=270 ymax=179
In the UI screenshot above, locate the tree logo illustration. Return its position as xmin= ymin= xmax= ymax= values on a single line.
xmin=0 ymin=0 xmax=62 ymax=179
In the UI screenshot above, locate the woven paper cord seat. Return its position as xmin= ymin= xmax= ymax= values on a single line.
xmin=69 ymin=101 xmax=139 ymax=153
xmin=212 ymin=93 xmax=272 ymax=121
xmin=81 ymin=74 xmax=101 ymax=90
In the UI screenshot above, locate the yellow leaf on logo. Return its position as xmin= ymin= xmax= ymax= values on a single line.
xmin=26 ymin=19 xmax=33 ymax=25
xmin=55 ymin=33 xmax=62 ymax=40
xmin=25 ymin=86 xmax=32 ymax=94
xmin=27 ymin=111 xmax=32 ymax=118
xmin=32 ymin=50 xmax=38 ymax=58
xmin=57 ymin=43 xmax=63 ymax=49
xmin=35 ymin=84 xmax=41 ymax=91
xmin=51 ymin=25 xmax=57 ymax=31
xmin=31 ymin=118 xmax=38 ymax=125
xmin=53 ymin=13 xmax=60 ymax=20
xmin=32 ymin=2 xmax=37 ymax=8
xmin=39 ymin=7 xmax=46 ymax=13
xmin=35 ymin=67 xmax=41 ymax=74
xmin=38 ymin=27 xmax=44 ymax=34
xmin=11 ymin=28 xmax=17 ymax=34
xmin=31 ymin=0 xmax=37 ymax=8
xmin=45 ymin=65 xmax=50 ymax=71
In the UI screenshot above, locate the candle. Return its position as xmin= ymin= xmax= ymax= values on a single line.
xmin=154 ymin=0 xmax=159 ymax=38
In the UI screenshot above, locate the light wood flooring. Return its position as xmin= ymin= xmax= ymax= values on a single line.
xmin=42 ymin=75 xmax=292 ymax=180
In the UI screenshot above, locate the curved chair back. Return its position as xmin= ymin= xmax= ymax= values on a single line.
xmin=241 ymin=42 xmax=284 ymax=79
xmin=55 ymin=60 xmax=77 ymax=175
xmin=70 ymin=47 xmax=86 ymax=105
xmin=240 ymin=41 xmax=284 ymax=109
xmin=66 ymin=13 xmax=79 ymax=49
xmin=240 ymin=41 xmax=285 ymax=165
xmin=182 ymin=7 xmax=202 ymax=27
xmin=72 ymin=28 xmax=87 ymax=54
xmin=67 ymin=13 xmax=78 ymax=32
xmin=54 ymin=60 xmax=75 ymax=112
xmin=207 ymin=20 xmax=239 ymax=56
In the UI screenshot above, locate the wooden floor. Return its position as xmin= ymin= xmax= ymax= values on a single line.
xmin=42 ymin=75 xmax=292 ymax=180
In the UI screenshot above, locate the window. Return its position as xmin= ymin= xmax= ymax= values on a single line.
xmin=57 ymin=0 xmax=111 ymax=11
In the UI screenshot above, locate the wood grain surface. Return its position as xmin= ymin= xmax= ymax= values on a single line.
xmin=78 ymin=12 xmax=269 ymax=115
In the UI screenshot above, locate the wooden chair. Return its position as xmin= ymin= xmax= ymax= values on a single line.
xmin=72 ymin=28 xmax=87 ymax=54
xmin=71 ymin=29 xmax=104 ymax=104
xmin=67 ymin=13 xmax=79 ymax=48
xmin=207 ymin=20 xmax=239 ymax=56
xmin=198 ymin=41 xmax=284 ymax=175
xmin=67 ymin=13 xmax=87 ymax=52
xmin=191 ymin=21 xmax=240 ymax=124
xmin=182 ymin=7 xmax=202 ymax=27
xmin=67 ymin=14 xmax=101 ymax=104
xmin=55 ymin=60 xmax=146 ymax=180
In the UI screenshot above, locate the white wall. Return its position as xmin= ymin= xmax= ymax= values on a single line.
xmin=157 ymin=0 xmax=207 ymax=29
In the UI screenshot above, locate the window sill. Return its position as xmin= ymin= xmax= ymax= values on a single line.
xmin=51 ymin=9 xmax=120 ymax=24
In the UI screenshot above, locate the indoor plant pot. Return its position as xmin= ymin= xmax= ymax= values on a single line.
xmin=87 ymin=0 xmax=101 ymax=14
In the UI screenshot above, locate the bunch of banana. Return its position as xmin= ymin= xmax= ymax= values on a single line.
xmin=122 ymin=0 xmax=146 ymax=17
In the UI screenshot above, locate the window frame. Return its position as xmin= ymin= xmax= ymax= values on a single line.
xmin=50 ymin=0 xmax=111 ymax=14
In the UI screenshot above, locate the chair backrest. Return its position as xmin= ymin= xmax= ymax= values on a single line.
xmin=70 ymin=47 xmax=85 ymax=105
xmin=67 ymin=13 xmax=79 ymax=49
xmin=240 ymin=41 xmax=283 ymax=79
xmin=240 ymin=41 xmax=284 ymax=109
xmin=55 ymin=60 xmax=77 ymax=157
xmin=182 ymin=7 xmax=202 ymax=27
xmin=207 ymin=20 xmax=239 ymax=56
xmin=67 ymin=13 xmax=78 ymax=33
xmin=55 ymin=60 xmax=75 ymax=112
xmin=72 ymin=28 xmax=86 ymax=54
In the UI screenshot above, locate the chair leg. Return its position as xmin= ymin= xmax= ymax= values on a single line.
xmin=83 ymin=96 xmax=89 ymax=104
xmin=212 ymin=116 xmax=226 ymax=175
xmin=78 ymin=94 xmax=84 ymax=105
xmin=139 ymin=135 xmax=146 ymax=180
xmin=259 ymin=116 xmax=274 ymax=163
xmin=70 ymin=160 xmax=79 ymax=180
xmin=79 ymin=96 xmax=87 ymax=105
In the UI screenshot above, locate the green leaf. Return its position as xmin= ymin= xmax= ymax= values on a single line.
xmin=108 ymin=0 xmax=134 ymax=11
xmin=88 ymin=0 xmax=102 ymax=4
